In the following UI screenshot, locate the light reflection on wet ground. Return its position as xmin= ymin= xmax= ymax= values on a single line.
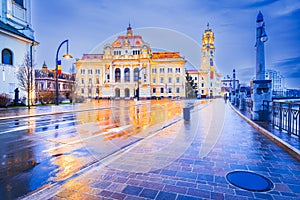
xmin=0 ymin=99 xmax=204 ymax=199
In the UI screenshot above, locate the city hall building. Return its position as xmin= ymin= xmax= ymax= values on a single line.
xmin=75 ymin=25 xmax=187 ymax=99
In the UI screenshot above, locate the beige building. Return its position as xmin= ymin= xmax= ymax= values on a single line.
xmin=35 ymin=62 xmax=76 ymax=103
xmin=187 ymin=24 xmax=222 ymax=98
xmin=75 ymin=25 xmax=186 ymax=99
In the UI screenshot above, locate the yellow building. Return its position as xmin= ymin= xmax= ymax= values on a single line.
xmin=75 ymin=25 xmax=186 ymax=99
xmin=187 ymin=24 xmax=222 ymax=98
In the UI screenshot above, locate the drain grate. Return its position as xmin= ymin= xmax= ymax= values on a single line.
xmin=226 ymin=171 xmax=274 ymax=192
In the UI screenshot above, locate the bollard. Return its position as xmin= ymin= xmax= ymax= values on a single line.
xmin=183 ymin=107 xmax=190 ymax=121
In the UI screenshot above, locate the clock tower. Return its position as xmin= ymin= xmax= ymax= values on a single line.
xmin=251 ymin=11 xmax=272 ymax=121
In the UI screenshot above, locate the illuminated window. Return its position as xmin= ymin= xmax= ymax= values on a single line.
xmin=2 ymin=49 xmax=13 ymax=65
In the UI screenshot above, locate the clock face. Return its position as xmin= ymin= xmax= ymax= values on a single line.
xmin=260 ymin=36 xmax=268 ymax=42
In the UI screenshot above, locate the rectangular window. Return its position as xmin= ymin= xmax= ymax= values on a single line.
xmin=153 ymin=78 xmax=156 ymax=83
xmin=176 ymin=87 xmax=180 ymax=93
xmin=96 ymin=78 xmax=100 ymax=84
xmin=168 ymin=68 xmax=173 ymax=73
xmin=168 ymin=77 xmax=172 ymax=83
xmin=81 ymin=69 xmax=85 ymax=74
xmin=153 ymin=88 xmax=156 ymax=93
xmin=175 ymin=68 xmax=180 ymax=73
xmin=152 ymin=68 xmax=157 ymax=73
xmin=160 ymin=77 xmax=164 ymax=83
xmin=176 ymin=77 xmax=180 ymax=83
xmin=160 ymin=88 xmax=164 ymax=93
xmin=95 ymin=69 xmax=101 ymax=74
xmin=81 ymin=88 xmax=84 ymax=94
xmin=168 ymin=88 xmax=172 ymax=93
xmin=201 ymin=83 xmax=204 ymax=87
xmin=160 ymin=68 xmax=164 ymax=73
xmin=81 ymin=78 xmax=84 ymax=84
xmin=195 ymin=77 xmax=197 ymax=80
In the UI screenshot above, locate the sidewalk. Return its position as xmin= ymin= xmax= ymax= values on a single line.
xmin=22 ymin=99 xmax=300 ymax=200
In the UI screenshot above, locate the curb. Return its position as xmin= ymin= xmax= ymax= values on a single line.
xmin=229 ymin=103 xmax=300 ymax=161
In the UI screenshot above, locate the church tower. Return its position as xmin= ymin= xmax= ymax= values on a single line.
xmin=1 ymin=0 xmax=34 ymax=39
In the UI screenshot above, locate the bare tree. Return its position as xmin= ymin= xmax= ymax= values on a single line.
xmin=17 ymin=52 xmax=35 ymax=109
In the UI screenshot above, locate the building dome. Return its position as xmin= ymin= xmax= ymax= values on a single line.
xmin=257 ymin=11 xmax=264 ymax=22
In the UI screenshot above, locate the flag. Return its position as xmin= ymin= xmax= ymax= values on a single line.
xmin=57 ymin=60 xmax=62 ymax=75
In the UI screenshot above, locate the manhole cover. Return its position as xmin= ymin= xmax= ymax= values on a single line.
xmin=226 ymin=171 xmax=273 ymax=192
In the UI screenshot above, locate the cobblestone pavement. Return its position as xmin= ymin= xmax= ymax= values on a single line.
xmin=25 ymin=99 xmax=300 ymax=199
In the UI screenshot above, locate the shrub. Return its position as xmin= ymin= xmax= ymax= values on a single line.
xmin=0 ymin=93 xmax=12 ymax=107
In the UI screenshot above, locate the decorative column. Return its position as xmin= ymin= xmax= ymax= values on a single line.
xmin=231 ymin=69 xmax=236 ymax=104
xmin=251 ymin=11 xmax=272 ymax=121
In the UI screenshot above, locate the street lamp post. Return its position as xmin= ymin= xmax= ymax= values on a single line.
xmin=55 ymin=39 xmax=72 ymax=105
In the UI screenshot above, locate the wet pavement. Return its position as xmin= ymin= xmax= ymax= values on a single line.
xmin=1 ymin=99 xmax=208 ymax=199
xmin=19 ymin=99 xmax=300 ymax=200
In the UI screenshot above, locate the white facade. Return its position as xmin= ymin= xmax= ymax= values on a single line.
xmin=0 ymin=0 xmax=36 ymax=99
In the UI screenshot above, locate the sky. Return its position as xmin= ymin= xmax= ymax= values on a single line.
xmin=31 ymin=0 xmax=300 ymax=89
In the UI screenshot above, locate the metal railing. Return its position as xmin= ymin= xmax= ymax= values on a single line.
xmin=271 ymin=101 xmax=300 ymax=138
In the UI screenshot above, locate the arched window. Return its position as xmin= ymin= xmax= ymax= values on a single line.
xmin=2 ymin=49 xmax=13 ymax=65
xmin=115 ymin=68 xmax=121 ymax=82
xmin=124 ymin=68 xmax=130 ymax=82
xmin=134 ymin=68 xmax=139 ymax=82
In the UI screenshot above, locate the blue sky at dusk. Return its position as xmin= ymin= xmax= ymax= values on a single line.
xmin=31 ymin=0 xmax=300 ymax=88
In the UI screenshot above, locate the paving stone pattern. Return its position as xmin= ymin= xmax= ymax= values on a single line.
xmin=50 ymin=101 xmax=300 ymax=200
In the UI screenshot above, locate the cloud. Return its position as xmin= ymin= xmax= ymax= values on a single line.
xmin=272 ymin=56 xmax=300 ymax=78
xmin=243 ymin=0 xmax=280 ymax=9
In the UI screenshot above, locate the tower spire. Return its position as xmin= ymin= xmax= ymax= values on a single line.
xmin=127 ymin=22 xmax=133 ymax=36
